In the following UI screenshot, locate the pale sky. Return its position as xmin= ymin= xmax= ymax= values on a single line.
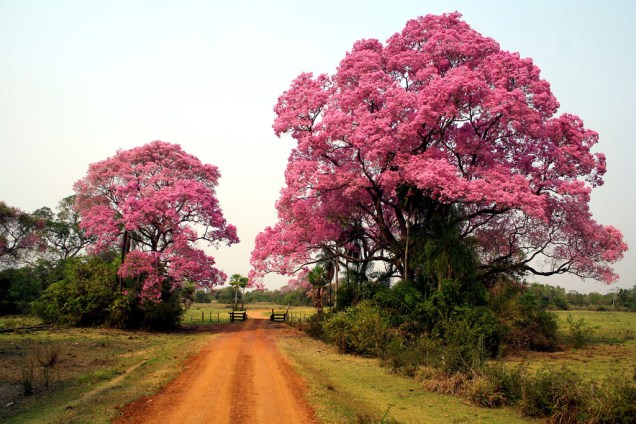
xmin=1 ymin=0 xmax=634 ymax=293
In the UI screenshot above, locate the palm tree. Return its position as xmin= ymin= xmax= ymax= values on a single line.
xmin=307 ymin=265 xmax=329 ymax=315
xmin=229 ymin=273 xmax=248 ymax=310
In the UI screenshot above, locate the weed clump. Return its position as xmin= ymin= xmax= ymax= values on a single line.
xmin=566 ymin=314 xmax=597 ymax=348
xmin=520 ymin=367 xmax=582 ymax=421
xmin=17 ymin=342 xmax=64 ymax=395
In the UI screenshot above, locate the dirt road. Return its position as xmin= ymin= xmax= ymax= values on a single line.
xmin=116 ymin=315 xmax=317 ymax=424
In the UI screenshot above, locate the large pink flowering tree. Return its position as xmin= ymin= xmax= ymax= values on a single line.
xmin=74 ymin=141 xmax=238 ymax=300
xmin=251 ymin=13 xmax=626 ymax=289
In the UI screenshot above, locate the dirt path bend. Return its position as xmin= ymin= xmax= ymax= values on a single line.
xmin=116 ymin=315 xmax=317 ymax=424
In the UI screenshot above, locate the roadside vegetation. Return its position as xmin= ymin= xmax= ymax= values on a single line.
xmin=277 ymin=326 xmax=533 ymax=423
xmin=293 ymin=300 xmax=636 ymax=423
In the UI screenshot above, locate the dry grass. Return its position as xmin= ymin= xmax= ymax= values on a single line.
xmin=0 ymin=327 xmax=215 ymax=423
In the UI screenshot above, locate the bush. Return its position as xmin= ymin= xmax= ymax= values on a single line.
xmin=467 ymin=364 xmax=524 ymax=408
xmin=380 ymin=336 xmax=442 ymax=377
xmin=433 ymin=306 xmax=507 ymax=374
xmin=566 ymin=314 xmax=597 ymax=348
xmin=33 ymin=256 xmax=119 ymax=326
xmin=323 ymin=301 xmax=389 ymax=355
xmin=138 ymin=297 xmax=184 ymax=330
xmin=467 ymin=375 xmax=508 ymax=408
xmin=520 ymin=367 xmax=582 ymax=421
xmin=489 ymin=280 xmax=559 ymax=353
xmin=584 ymin=379 xmax=636 ymax=423
xmin=303 ymin=313 xmax=326 ymax=338
xmin=33 ymin=255 xmax=185 ymax=330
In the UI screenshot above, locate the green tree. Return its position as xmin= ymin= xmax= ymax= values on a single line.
xmin=307 ymin=265 xmax=329 ymax=315
xmin=229 ymin=274 xmax=248 ymax=310
xmin=33 ymin=195 xmax=91 ymax=261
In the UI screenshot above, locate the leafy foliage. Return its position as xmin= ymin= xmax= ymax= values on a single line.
xmin=0 ymin=260 xmax=64 ymax=314
xmin=32 ymin=254 xmax=184 ymax=329
xmin=33 ymin=195 xmax=91 ymax=261
xmin=33 ymin=255 xmax=120 ymax=326
xmin=323 ymin=301 xmax=389 ymax=355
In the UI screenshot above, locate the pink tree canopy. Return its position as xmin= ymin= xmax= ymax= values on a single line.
xmin=251 ymin=12 xmax=626 ymax=287
xmin=74 ymin=141 xmax=238 ymax=300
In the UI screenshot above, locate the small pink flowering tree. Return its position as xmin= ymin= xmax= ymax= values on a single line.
xmin=0 ymin=201 xmax=44 ymax=268
xmin=251 ymin=13 xmax=627 ymax=290
xmin=74 ymin=141 xmax=238 ymax=301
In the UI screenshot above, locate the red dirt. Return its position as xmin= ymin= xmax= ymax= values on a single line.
xmin=115 ymin=314 xmax=317 ymax=424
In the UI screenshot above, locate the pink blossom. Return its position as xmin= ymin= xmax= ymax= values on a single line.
xmin=75 ymin=141 xmax=238 ymax=301
xmin=251 ymin=13 xmax=626 ymax=286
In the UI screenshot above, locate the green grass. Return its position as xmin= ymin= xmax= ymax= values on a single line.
xmin=0 ymin=315 xmax=43 ymax=329
xmin=0 ymin=327 xmax=215 ymax=423
xmin=505 ymin=310 xmax=636 ymax=382
xmin=182 ymin=302 xmax=235 ymax=324
xmin=181 ymin=301 xmax=318 ymax=324
xmin=277 ymin=332 xmax=534 ymax=423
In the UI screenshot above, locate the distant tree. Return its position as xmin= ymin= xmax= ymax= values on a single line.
xmin=528 ymin=283 xmax=568 ymax=310
xmin=567 ymin=290 xmax=589 ymax=308
xmin=214 ymin=286 xmax=236 ymax=304
xmin=33 ymin=195 xmax=91 ymax=261
xmin=229 ymin=273 xmax=248 ymax=310
xmin=74 ymin=141 xmax=238 ymax=301
xmin=617 ymin=286 xmax=636 ymax=311
xmin=193 ymin=289 xmax=213 ymax=304
xmin=0 ymin=201 xmax=44 ymax=268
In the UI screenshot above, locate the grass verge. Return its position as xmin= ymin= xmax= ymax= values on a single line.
xmin=276 ymin=329 xmax=534 ymax=423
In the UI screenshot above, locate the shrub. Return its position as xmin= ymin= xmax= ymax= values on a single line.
xmin=138 ymin=297 xmax=184 ymax=330
xmin=433 ymin=306 xmax=506 ymax=374
xmin=33 ymin=255 xmax=185 ymax=330
xmin=520 ymin=367 xmax=582 ymax=421
xmin=19 ymin=357 xmax=36 ymax=396
xmin=193 ymin=290 xmax=213 ymax=303
xmin=584 ymin=379 xmax=636 ymax=423
xmin=467 ymin=364 xmax=525 ymax=408
xmin=35 ymin=342 xmax=63 ymax=388
xmin=303 ymin=313 xmax=326 ymax=338
xmin=419 ymin=369 xmax=470 ymax=396
xmin=380 ymin=336 xmax=438 ymax=377
xmin=489 ymin=280 xmax=559 ymax=353
xmin=323 ymin=301 xmax=389 ymax=355
xmin=466 ymin=374 xmax=508 ymax=408
xmin=566 ymin=314 xmax=597 ymax=348
xmin=33 ymin=256 xmax=119 ymax=326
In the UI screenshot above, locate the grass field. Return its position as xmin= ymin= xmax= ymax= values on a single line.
xmin=0 ymin=315 xmax=43 ymax=329
xmin=181 ymin=301 xmax=317 ymax=324
xmin=0 ymin=327 xmax=215 ymax=423
xmin=505 ymin=310 xmax=636 ymax=382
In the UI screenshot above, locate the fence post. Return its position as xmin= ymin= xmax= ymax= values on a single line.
xmin=217 ymin=312 xmax=220 ymax=323
xmin=201 ymin=311 xmax=204 ymax=322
